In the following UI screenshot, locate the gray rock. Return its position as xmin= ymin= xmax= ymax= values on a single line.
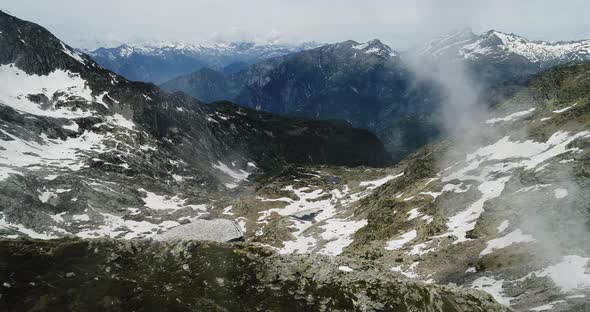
xmin=154 ymin=219 xmax=243 ymax=242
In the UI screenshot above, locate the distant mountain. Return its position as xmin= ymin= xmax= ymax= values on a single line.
xmin=162 ymin=30 xmax=590 ymax=161
xmin=417 ymin=28 xmax=590 ymax=84
xmin=420 ymin=28 xmax=590 ymax=64
xmin=87 ymin=41 xmax=321 ymax=83
xmin=161 ymin=38 xmax=443 ymax=160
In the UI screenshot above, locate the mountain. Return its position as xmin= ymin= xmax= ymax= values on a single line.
xmin=158 ymin=38 xmax=590 ymax=311
xmin=206 ymin=38 xmax=406 ymax=117
xmin=161 ymin=39 xmax=443 ymax=161
xmin=418 ymin=28 xmax=590 ymax=84
xmin=87 ymin=41 xmax=321 ymax=83
xmin=0 ymin=10 xmax=510 ymax=312
xmin=161 ymin=67 xmax=238 ymax=102
xmin=2 ymin=10 xmax=590 ymax=312
xmin=223 ymin=63 xmax=590 ymax=311
xmin=0 ymin=9 xmax=388 ymax=240
xmin=420 ymin=28 xmax=590 ymax=65
xmin=162 ymin=30 xmax=590 ymax=163
xmin=0 ymin=11 xmax=504 ymax=311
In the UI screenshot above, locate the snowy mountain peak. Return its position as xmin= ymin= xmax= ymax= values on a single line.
xmin=90 ymin=41 xmax=322 ymax=58
xmin=0 ymin=10 xmax=95 ymax=75
xmin=88 ymin=40 xmax=323 ymax=83
xmin=421 ymin=29 xmax=590 ymax=66
xmin=351 ymin=38 xmax=398 ymax=57
xmin=419 ymin=28 xmax=477 ymax=58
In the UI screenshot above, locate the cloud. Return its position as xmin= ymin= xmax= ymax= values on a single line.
xmin=2 ymin=0 xmax=590 ymax=49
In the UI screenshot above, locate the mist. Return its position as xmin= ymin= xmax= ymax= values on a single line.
xmin=2 ymin=0 xmax=590 ymax=49
xmin=403 ymin=36 xmax=590 ymax=270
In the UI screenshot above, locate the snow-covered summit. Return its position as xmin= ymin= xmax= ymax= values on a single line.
xmin=420 ymin=29 xmax=590 ymax=66
xmin=352 ymin=38 xmax=398 ymax=58
xmin=90 ymin=40 xmax=321 ymax=59
xmin=87 ymin=40 xmax=322 ymax=83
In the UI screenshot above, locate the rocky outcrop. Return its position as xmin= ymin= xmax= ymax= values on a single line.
xmin=154 ymin=219 xmax=243 ymax=242
xmin=0 ymin=239 xmax=511 ymax=312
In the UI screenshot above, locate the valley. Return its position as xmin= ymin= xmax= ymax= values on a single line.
xmin=1 ymin=7 xmax=590 ymax=312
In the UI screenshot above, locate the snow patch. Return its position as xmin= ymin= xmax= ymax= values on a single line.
xmin=0 ymin=64 xmax=98 ymax=118
xmin=212 ymin=161 xmax=249 ymax=186
xmin=318 ymin=218 xmax=367 ymax=256
xmin=554 ymin=188 xmax=568 ymax=199
xmin=529 ymin=300 xmax=566 ymax=311
xmin=497 ymin=220 xmax=510 ymax=233
xmin=140 ymin=188 xmax=206 ymax=211
xmin=0 ymin=130 xmax=108 ymax=181
xmin=480 ymin=229 xmax=536 ymax=256
xmin=359 ymin=172 xmax=403 ymax=190
xmin=522 ymin=255 xmax=590 ymax=292
xmin=406 ymin=208 xmax=421 ymax=221
xmin=338 ymin=265 xmax=354 ymax=272
xmin=391 ymin=262 xmax=420 ymax=279
xmin=471 ymin=276 xmax=513 ymax=306
xmin=385 ymin=230 xmax=417 ymax=250
xmin=486 ymin=108 xmax=535 ymax=124
xmin=553 ymin=103 xmax=577 ymax=114
xmin=60 ymin=42 xmax=87 ymax=64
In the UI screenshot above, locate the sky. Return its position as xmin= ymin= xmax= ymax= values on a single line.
xmin=2 ymin=0 xmax=590 ymax=50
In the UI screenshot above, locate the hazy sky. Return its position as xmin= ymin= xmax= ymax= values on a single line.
xmin=2 ymin=0 xmax=590 ymax=49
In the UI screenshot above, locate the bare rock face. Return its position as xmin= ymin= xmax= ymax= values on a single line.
xmin=154 ymin=219 xmax=243 ymax=242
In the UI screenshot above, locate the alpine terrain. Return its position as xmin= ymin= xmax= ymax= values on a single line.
xmin=160 ymin=39 xmax=443 ymax=161
xmin=1 ymin=8 xmax=590 ymax=312
xmin=0 ymin=10 xmax=507 ymax=312
xmin=88 ymin=41 xmax=321 ymax=84
xmin=160 ymin=30 xmax=590 ymax=161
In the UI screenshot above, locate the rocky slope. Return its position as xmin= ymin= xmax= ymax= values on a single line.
xmin=2 ymin=10 xmax=590 ymax=312
xmin=238 ymin=63 xmax=590 ymax=311
xmin=0 ymin=10 xmax=386 ymax=242
xmin=88 ymin=41 xmax=321 ymax=83
xmin=0 ymin=239 xmax=509 ymax=312
xmin=0 ymin=11 xmax=512 ymax=312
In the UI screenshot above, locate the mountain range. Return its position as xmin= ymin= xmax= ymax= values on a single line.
xmin=87 ymin=41 xmax=321 ymax=84
xmin=0 ymin=10 xmax=507 ymax=311
xmin=160 ymin=38 xmax=442 ymax=161
xmin=159 ymin=30 xmax=590 ymax=161
xmin=2 ymin=10 xmax=590 ymax=312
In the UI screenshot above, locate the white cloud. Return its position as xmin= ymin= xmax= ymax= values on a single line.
xmin=3 ymin=0 xmax=590 ymax=49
